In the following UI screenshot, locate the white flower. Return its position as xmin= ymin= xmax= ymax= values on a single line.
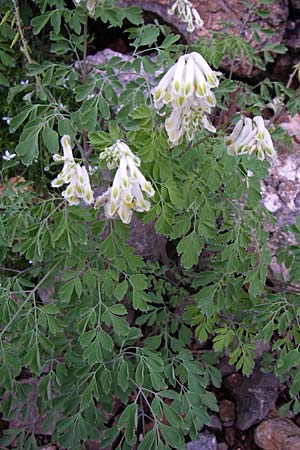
xmin=253 ymin=116 xmax=276 ymax=160
xmin=152 ymin=52 xmax=220 ymax=145
xmin=152 ymin=52 xmax=220 ymax=110
xmin=95 ymin=141 xmax=155 ymax=224
xmin=100 ymin=140 xmax=140 ymax=169
xmin=225 ymin=116 xmax=276 ymax=160
xmin=2 ymin=116 xmax=11 ymax=125
xmin=166 ymin=107 xmax=216 ymax=145
xmin=168 ymin=0 xmax=204 ymax=33
xmin=51 ymin=135 xmax=94 ymax=205
xmin=2 ymin=150 xmax=16 ymax=161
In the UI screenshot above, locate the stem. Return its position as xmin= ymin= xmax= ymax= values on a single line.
xmin=82 ymin=17 xmax=88 ymax=85
xmin=12 ymin=0 xmax=43 ymax=93
xmin=11 ymin=0 xmax=32 ymax=64
xmin=81 ymin=16 xmax=89 ymax=157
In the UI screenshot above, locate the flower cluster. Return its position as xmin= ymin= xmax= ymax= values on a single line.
xmin=95 ymin=140 xmax=155 ymax=224
xmin=168 ymin=0 xmax=204 ymax=33
xmin=225 ymin=116 xmax=276 ymax=161
xmin=51 ymin=135 xmax=94 ymax=205
xmin=152 ymin=52 xmax=220 ymax=145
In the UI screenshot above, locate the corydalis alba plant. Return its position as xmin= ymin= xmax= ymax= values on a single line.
xmin=225 ymin=116 xmax=276 ymax=161
xmin=168 ymin=0 xmax=204 ymax=33
xmin=95 ymin=140 xmax=155 ymax=224
xmin=51 ymin=135 xmax=94 ymax=205
xmin=152 ymin=52 xmax=220 ymax=145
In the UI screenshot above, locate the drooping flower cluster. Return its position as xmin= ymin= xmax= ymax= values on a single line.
xmin=73 ymin=0 xmax=101 ymax=15
xmin=225 ymin=116 xmax=276 ymax=161
xmin=95 ymin=140 xmax=155 ymax=224
xmin=168 ymin=0 xmax=204 ymax=33
xmin=152 ymin=52 xmax=221 ymax=145
xmin=51 ymin=135 xmax=94 ymax=205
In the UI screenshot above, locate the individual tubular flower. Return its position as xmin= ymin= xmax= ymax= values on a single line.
xmin=252 ymin=116 xmax=276 ymax=160
xmin=152 ymin=52 xmax=220 ymax=110
xmin=225 ymin=116 xmax=276 ymax=161
xmin=95 ymin=140 xmax=155 ymax=224
xmin=51 ymin=135 xmax=94 ymax=206
xmin=168 ymin=0 xmax=204 ymax=33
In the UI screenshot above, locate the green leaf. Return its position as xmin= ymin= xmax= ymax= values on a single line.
xmin=31 ymin=13 xmax=51 ymax=34
xmin=118 ymin=359 xmax=129 ymax=392
xmin=98 ymin=96 xmax=111 ymax=120
xmin=160 ymin=34 xmax=180 ymax=49
xmin=74 ymin=81 xmax=95 ymax=102
xmin=10 ymin=106 xmax=36 ymax=133
xmin=114 ymin=280 xmax=129 ymax=301
xmin=160 ymin=423 xmax=185 ymax=450
xmin=100 ymin=368 xmax=112 ymax=392
xmin=162 ymin=403 xmax=184 ymax=428
xmin=42 ymin=127 xmax=59 ymax=153
xmin=109 ymin=304 xmax=127 ymax=315
xmin=99 ymin=328 xmax=114 ymax=352
xmin=123 ymin=6 xmax=143 ymax=25
xmin=15 ymin=134 xmax=39 ymax=166
xmin=130 ymin=274 xmax=148 ymax=290
xmin=194 ymin=285 xmax=217 ymax=317
xmin=177 ymin=233 xmax=203 ymax=269
xmin=138 ymin=428 xmax=156 ymax=450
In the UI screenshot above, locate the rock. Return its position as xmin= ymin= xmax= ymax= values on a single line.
xmin=224 ymin=365 xmax=280 ymax=430
xmin=117 ymin=0 xmax=289 ymax=77
xmin=8 ymin=377 xmax=58 ymax=435
xmin=219 ymin=400 xmax=235 ymax=427
xmin=94 ymin=184 xmax=165 ymax=261
xmin=224 ymin=427 xmax=236 ymax=447
xmin=217 ymin=444 xmax=228 ymax=450
xmin=207 ymin=414 xmax=223 ymax=431
xmin=187 ymin=432 xmax=218 ymax=450
xmin=217 ymin=356 xmax=237 ymax=376
xmin=290 ymin=0 xmax=300 ymax=12
xmin=261 ymin=138 xmax=300 ymax=280
xmin=255 ymin=418 xmax=300 ymax=450
xmin=128 ymin=219 xmax=164 ymax=260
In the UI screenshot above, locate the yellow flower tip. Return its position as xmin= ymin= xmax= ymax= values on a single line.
xmin=112 ymin=187 xmax=118 ymax=199
xmin=179 ymin=96 xmax=184 ymax=106
xmin=155 ymin=89 xmax=161 ymax=99
xmin=185 ymin=82 xmax=191 ymax=94
xmin=207 ymin=74 xmax=216 ymax=86
xmin=175 ymin=80 xmax=180 ymax=92
xmin=257 ymin=131 xmax=264 ymax=140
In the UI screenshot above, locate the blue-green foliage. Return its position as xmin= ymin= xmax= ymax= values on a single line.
xmin=0 ymin=0 xmax=300 ymax=448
